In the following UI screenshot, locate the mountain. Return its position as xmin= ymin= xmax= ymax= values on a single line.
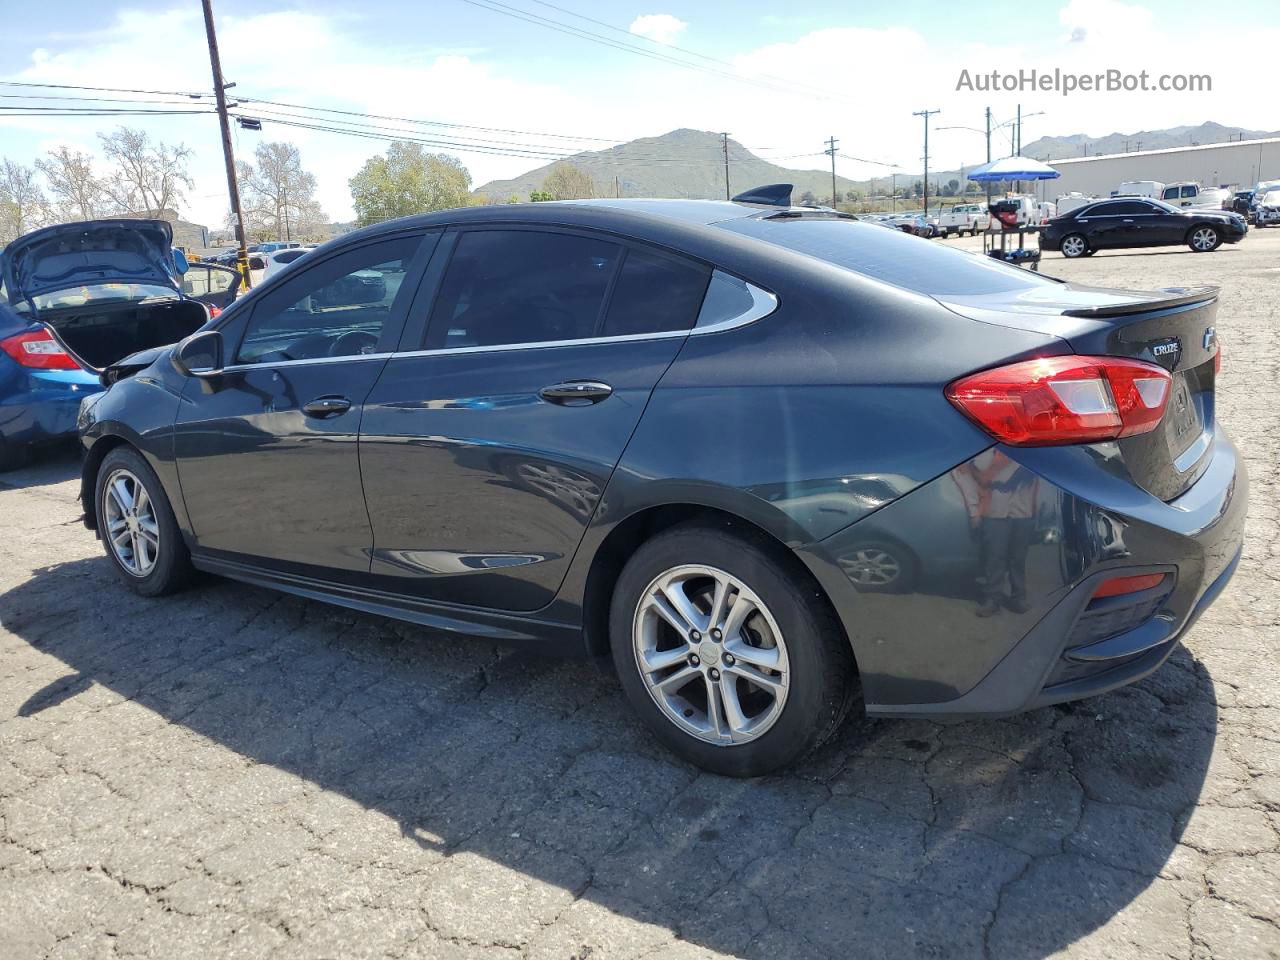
xmin=1020 ymin=121 xmax=1280 ymax=162
xmin=475 ymin=129 xmax=859 ymax=202
xmin=477 ymin=122 xmax=1280 ymax=205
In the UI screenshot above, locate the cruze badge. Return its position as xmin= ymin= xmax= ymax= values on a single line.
xmin=1152 ymin=340 xmax=1180 ymax=357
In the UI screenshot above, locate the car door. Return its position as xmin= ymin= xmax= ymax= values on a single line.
xmin=359 ymin=225 xmax=713 ymax=612
xmin=171 ymin=230 xmax=435 ymax=576
xmin=1140 ymin=200 xmax=1187 ymax=245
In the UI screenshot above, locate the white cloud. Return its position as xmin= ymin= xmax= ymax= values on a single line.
xmin=628 ymin=14 xmax=688 ymax=45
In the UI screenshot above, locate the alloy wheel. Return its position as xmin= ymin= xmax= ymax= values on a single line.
xmin=632 ymin=564 xmax=790 ymax=746
xmin=102 ymin=468 xmax=160 ymax=577
xmin=1191 ymin=227 xmax=1218 ymax=251
xmin=1062 ymin=235 xmax=1087 ymax=257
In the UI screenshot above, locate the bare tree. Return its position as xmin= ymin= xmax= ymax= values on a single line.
xmin=541 ymin=162 xmax=595 ymax=200
xmin=239 ymin=141 xmax=327 ymax=241
xmin=36 ymin=146 xmax=110 ymax=222
xmin=98 ymin=126 xmax=194 ymax=218
xmin=0 ymin=159 xmax=50 ymax=244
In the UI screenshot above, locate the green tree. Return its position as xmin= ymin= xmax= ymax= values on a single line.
xmin=348 ymin=142 xmax=472 ymax=226
xmin=947 ymin=178 xmax=961 ymax=194
xmin=799 ymin=190 xmax=817 ymax=205
xmin=541 ymin=162 xmax=594 ymax=200
xmin=529 ymin=190 xmax=555 ymax=202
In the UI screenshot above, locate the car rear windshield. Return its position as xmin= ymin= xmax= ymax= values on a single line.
xmin=717 ymin=216 xmax=1060 ymax=296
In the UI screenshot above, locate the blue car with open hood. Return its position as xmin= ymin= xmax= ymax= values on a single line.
xmin=0 ymin=218 xmax=239 ymax=469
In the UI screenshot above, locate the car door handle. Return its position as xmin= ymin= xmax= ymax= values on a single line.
xmin=539 ymin=380 xmax=613 ymax=405
xmin=302 ymin=396 xmax=352 ymax=418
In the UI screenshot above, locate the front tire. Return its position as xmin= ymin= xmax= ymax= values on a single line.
xmin=1060 ymin=233 xmax=1089 ymax=258
xmin=609 ymin=523 xmax=856 ymax=777
xmin=96 ymin=446 xmax=193 ymax=596
xmin=1189 ymin=225 xmax=1221 ymax=252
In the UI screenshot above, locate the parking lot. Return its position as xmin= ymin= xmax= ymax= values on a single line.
xmin=2 ymin=229 xmax=1279 ymax=960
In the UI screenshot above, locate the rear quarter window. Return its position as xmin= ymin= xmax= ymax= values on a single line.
xmin=717 ymin=217 xmax=1060 ymax=297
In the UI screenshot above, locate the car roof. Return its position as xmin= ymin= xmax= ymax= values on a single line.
xmin=331 ymin=197 xmax=847 ymax=248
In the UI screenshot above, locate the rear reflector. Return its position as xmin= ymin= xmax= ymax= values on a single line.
xmin=945 ymin=355 xmax=1173 ymax=446
xmin=1092 ymin=573 xmax=1168 ymax=599
xmin=0 ymin=329 xmax=79 ymax=371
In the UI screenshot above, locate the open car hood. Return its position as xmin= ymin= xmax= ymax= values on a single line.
xmin=2 ymin=218 xmax=180 ymax=309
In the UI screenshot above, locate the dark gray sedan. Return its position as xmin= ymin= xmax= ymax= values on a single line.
xmin=69 ymin=186 xmax=1245 ymax=776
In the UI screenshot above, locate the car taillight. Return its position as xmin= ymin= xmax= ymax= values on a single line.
xmin=1214 ymin=340 xmax=1222 ymax=375
xmin=207 ymin=305 xmax=222 ymax=320
xmin=0 ymin=329 xmax=80 ymax=370
xmin=945 ymin=355 xmax=1172 ymax=446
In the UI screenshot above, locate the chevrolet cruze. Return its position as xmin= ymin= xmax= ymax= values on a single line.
xmin=68 ymin=186 xmax=1245 ymax=776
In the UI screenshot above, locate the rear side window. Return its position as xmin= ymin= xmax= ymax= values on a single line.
xmin=602 ymin=247 xmax=710 ymax=337
xmin=427 ymin=230 xmax=619 ymax=348
xmin=718 ymin=217 xmax=1060 ymax=297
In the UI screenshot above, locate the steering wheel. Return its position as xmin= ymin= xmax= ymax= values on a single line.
xmin=329 ymin=330 xmax=379 ymax=357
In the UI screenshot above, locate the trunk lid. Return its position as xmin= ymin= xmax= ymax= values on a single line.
xmin=937 ymin=283 xmax=1220 ymax=501
xmin=2 ymin=218 xmax=180 ymax=309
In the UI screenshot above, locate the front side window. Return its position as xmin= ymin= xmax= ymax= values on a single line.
xmin=1181 ymin=186 xmax=1197 ymax=198
xmin=426 ymin=230 xmax=620 ymax=349
xmin=235 ymin=235 xmax=421 ymax=364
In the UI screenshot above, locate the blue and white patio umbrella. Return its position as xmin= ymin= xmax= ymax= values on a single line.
xmin=967 ymin=156 xmax=1062 ymax=182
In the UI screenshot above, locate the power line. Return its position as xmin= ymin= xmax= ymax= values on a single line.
xmin=522 ymin=0 xmax=843 ymax=101
xmin=235 ymin=94 xmax=624 ymax=144
xmin=230 ymin=112 xmax=765 ymax=165
xmin=0 ymin=107 xmax=214 ymax=117
xmin=0 ymin=80 xmax=209 ymax=98
xmin=456 ymin=0 xmax=859 ymax=105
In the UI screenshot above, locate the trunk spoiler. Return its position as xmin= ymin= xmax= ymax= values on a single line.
xmin=1060 ymin=285 xmax=1218 ymax=319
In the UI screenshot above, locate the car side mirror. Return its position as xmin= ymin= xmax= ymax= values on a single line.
xmin=172 ymin=330 xmax=224 ymax=378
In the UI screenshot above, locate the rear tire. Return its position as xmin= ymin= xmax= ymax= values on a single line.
xmin=95 ymin=446 xmax=193 ymax=597
xmin=609 ymin=523 xmax=856 ymax=777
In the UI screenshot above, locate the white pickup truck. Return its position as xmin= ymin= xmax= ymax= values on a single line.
xmin=935 ymin=203 xmax=990 ymax=237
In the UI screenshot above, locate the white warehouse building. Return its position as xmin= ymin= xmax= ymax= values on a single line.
xmin=1027 ymin=137 xmax=1280 ymax=204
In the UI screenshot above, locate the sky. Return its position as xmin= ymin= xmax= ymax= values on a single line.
xmin=2 ymin=0 xmax=1276 ymax=228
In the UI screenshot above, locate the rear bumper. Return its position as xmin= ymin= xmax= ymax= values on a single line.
xmin=0 ymin=366 xmax=102 ymax=446
xmin=799 ymin=431 xmax=1247 ymax=718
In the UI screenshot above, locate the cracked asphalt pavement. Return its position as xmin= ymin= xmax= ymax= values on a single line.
xmin=3 ymin=231 xmax=1280 ymax=959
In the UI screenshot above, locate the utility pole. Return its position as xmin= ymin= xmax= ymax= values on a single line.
xmin=614 ymin=175 xmax=620 ymax=199
xmin=721 ymin=132 xmax=731 ymax=200
xmin=892 ymin=172 xmax=897 ymax=212
xmin=1015 ymin=103 xmax=1022 ymax=156
xmin=824 ymin=136 xmax=839 ymax=207
xmin=913 ymin=108 xmax=940 ymax=217
xmin=985 ymin=106 xmax=993 ymax=211
xmin=201 ymin=0 xmax=251 ymax=289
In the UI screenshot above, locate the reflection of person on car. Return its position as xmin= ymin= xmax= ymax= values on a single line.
xmin=952 ymin=450 xmax=1039 ymax=616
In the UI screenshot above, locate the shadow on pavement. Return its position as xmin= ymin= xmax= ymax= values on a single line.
xmin=1 ymin=556 xmax=1218 ymax=958
xmin=0 ymin=444 xmax=81 ymax=491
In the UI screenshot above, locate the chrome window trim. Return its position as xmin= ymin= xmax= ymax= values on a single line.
xmin=219 ymin=352 xmax=395 ymax=373
xmin=693 ymin=279 xmax=778 ymax=334
xmin=386 ymin=277 xmax=777 ymax=361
